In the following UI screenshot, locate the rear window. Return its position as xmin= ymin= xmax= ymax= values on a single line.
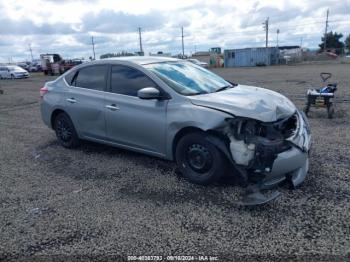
xmin=73 ymin=65 xmax=107 ymax=91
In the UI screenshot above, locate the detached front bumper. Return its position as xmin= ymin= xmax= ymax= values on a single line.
xmin=262 ymin=147 xmax=309 ymax=188
xmin=220 ymin=110 xmax=311 ymax=205
xmin=262 ymin=111 xmax=311 ymax=188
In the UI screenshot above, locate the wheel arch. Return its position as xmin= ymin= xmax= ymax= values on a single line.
xmin=50 ymin=108 xmax=67 ymax=129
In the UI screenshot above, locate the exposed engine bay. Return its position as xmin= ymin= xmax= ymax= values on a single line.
xmin=210 ymin=111 xmax=309 ymax=206
xmin=225 ymin=113 xmax=298 ymax=173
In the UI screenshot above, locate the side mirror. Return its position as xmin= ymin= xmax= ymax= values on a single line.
xmin=137 ymin=87 xmax=162 ymax=100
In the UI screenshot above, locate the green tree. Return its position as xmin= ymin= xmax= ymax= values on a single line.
xmin=345 ymin=34 xmax=350 ymax=51
xmin=319 ymin=31 xmax=344 ymax=54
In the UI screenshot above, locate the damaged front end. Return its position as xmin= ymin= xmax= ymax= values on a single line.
xmin=219 ymin=111 xmax=311 ymax=205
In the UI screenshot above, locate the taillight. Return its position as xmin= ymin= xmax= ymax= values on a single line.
xmin=40 ymin=86 xmax=48 ymax=98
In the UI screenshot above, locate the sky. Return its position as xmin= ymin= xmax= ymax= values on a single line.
xmin=0 ymin=0 xmax=349 ymax=62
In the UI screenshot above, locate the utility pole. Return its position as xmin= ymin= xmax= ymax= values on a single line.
xmin=138 ymin=27 xmax=143 ymax=55
xmin=181 ymin=26 xmax=185 ymax=57
xmin=324 ymin=9 xmax=329 ymax=52
xmin=28 ymin=44 xmax=33 ymax=62
xmin=276 ymin=29 xmax=280 ymax=47
xmin=263 ymin=17 xmax=269 ymax=48
xmin=91 ymin=36 xmax=96 ymax=60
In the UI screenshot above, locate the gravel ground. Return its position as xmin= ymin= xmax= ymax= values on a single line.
xmin=0 ymin=64 xmax=349 ymax=261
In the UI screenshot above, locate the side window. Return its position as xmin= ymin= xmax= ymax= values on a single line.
xmin=64 ymin=70 xmax=76 ymax=86
xmin=74 ymin=65 xmax=107 ymax=91
xmin=110 ymin=65 xmax=156 ymax=96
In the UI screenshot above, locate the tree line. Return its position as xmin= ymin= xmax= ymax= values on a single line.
xmin=319 ymin=31 xmax=350 ymax=55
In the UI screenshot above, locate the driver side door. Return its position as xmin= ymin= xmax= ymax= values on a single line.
xmin=105 ymin=65 xmax=168 ymax=156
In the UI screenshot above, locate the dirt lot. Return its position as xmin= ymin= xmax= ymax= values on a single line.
xmin=0 ymin=64 xmax=349 ymax=261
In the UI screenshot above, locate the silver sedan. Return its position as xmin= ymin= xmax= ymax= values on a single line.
xmin=40 ymin=56 xmax=311 ymax=205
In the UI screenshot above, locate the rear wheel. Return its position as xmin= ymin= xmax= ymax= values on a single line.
xmin=175 ymin=132 xmax=227 ymax=185
xmin=54 ymin=113 xmax=80 ymax=148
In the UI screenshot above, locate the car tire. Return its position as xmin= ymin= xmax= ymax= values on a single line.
xmin=53 ymin=113 xmax=80 ymax=148
xmin=327 ymin=104 xmax=334 ymax=119
xmin=303 ymin=103 xmax=310 ymax=116
xmin=175 ymin=132 xmax=227 ymax=185
xmin=11 ymin=74 xmax=15 ymax=80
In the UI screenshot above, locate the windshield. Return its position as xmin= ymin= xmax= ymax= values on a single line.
xmin=144 ymin=61 xmax=232 ymax=95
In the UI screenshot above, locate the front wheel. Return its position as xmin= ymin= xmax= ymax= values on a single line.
xmin=303 ymin=103 xmax=310 ymax=116
xmin=327 ymin=104 xmax=334 ymax=119
xmin=10 ymin=74 xmax=15 ymax=80
xmin=175 ymin=132 xmax=227 ymax=185
xmin=54 ymin=113 xmax=80 ymax=148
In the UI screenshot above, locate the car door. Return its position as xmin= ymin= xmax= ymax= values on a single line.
xmin=105 ymin=64 xmax=168 ymax=155
xmin=65 ymin=65 xmax=108 ymax=140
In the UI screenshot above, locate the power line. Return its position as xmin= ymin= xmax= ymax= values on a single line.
xmin=324 ymin=9 xmax=329 ymax=51
xmin=28 ymin=44 xmax=33 ymax=62
xmin=181 ymin=26 xmax=185 ymax=57
xmin=91 ymin=36 xmax=95 ymax=60
xmin=262 ymin=17 xmax=269 ymax=47
xmin=138 ymin=27 xmax=143 ymax=54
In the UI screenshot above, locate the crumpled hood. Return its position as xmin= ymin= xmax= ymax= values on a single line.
xmin=189 ymin=84 xmax=296 ymax=122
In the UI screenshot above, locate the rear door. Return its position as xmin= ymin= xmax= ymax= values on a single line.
xmin=65 ymin=65 xmax=108 ymax=140
xmin=104 ymin=65 xmax=167 ymax=155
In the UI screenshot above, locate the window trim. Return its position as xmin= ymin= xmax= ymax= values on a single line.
xmin=69 ymin=64 xmax=108 ymax=92
xmin=64 ymin=69 xmax=78 ymax=86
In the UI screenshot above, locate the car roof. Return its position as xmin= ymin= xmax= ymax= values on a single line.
xmin=104 ymin=56 xmax=181 ymax=65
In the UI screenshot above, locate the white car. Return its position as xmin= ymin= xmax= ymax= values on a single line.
xmin=187 ymin=58 xmax=209 ymax=68
xmin=0 ymin=65 xmax=29 ymax=79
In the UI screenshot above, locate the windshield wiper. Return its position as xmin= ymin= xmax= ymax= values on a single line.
xmin=215 ymin=85 xmax=233 ymax=93
xmin=186 ymin=91 xmax=208 ymax=96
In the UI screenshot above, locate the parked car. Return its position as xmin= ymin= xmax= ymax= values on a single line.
xmin=17 ymin=62 xmax=30 ymax=71
xmin=40 ymin=57 xmax=311 ymax=205
xmin=0 ymin=65 xmax=29 ymax=79
xmin=187 ymin=58 xmax=209 ymax=68
xmin=29 ymin=63 xmax=42 ymax=72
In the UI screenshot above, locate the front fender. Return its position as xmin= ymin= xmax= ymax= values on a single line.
xmin=165 ymin=101 xmax=233 ymax=160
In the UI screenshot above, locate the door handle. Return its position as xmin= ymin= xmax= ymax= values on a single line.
xmin=106 ymin=104 xmax=119 ymax=111
xmin=67 ymin=98 xmax=77 ymax=103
